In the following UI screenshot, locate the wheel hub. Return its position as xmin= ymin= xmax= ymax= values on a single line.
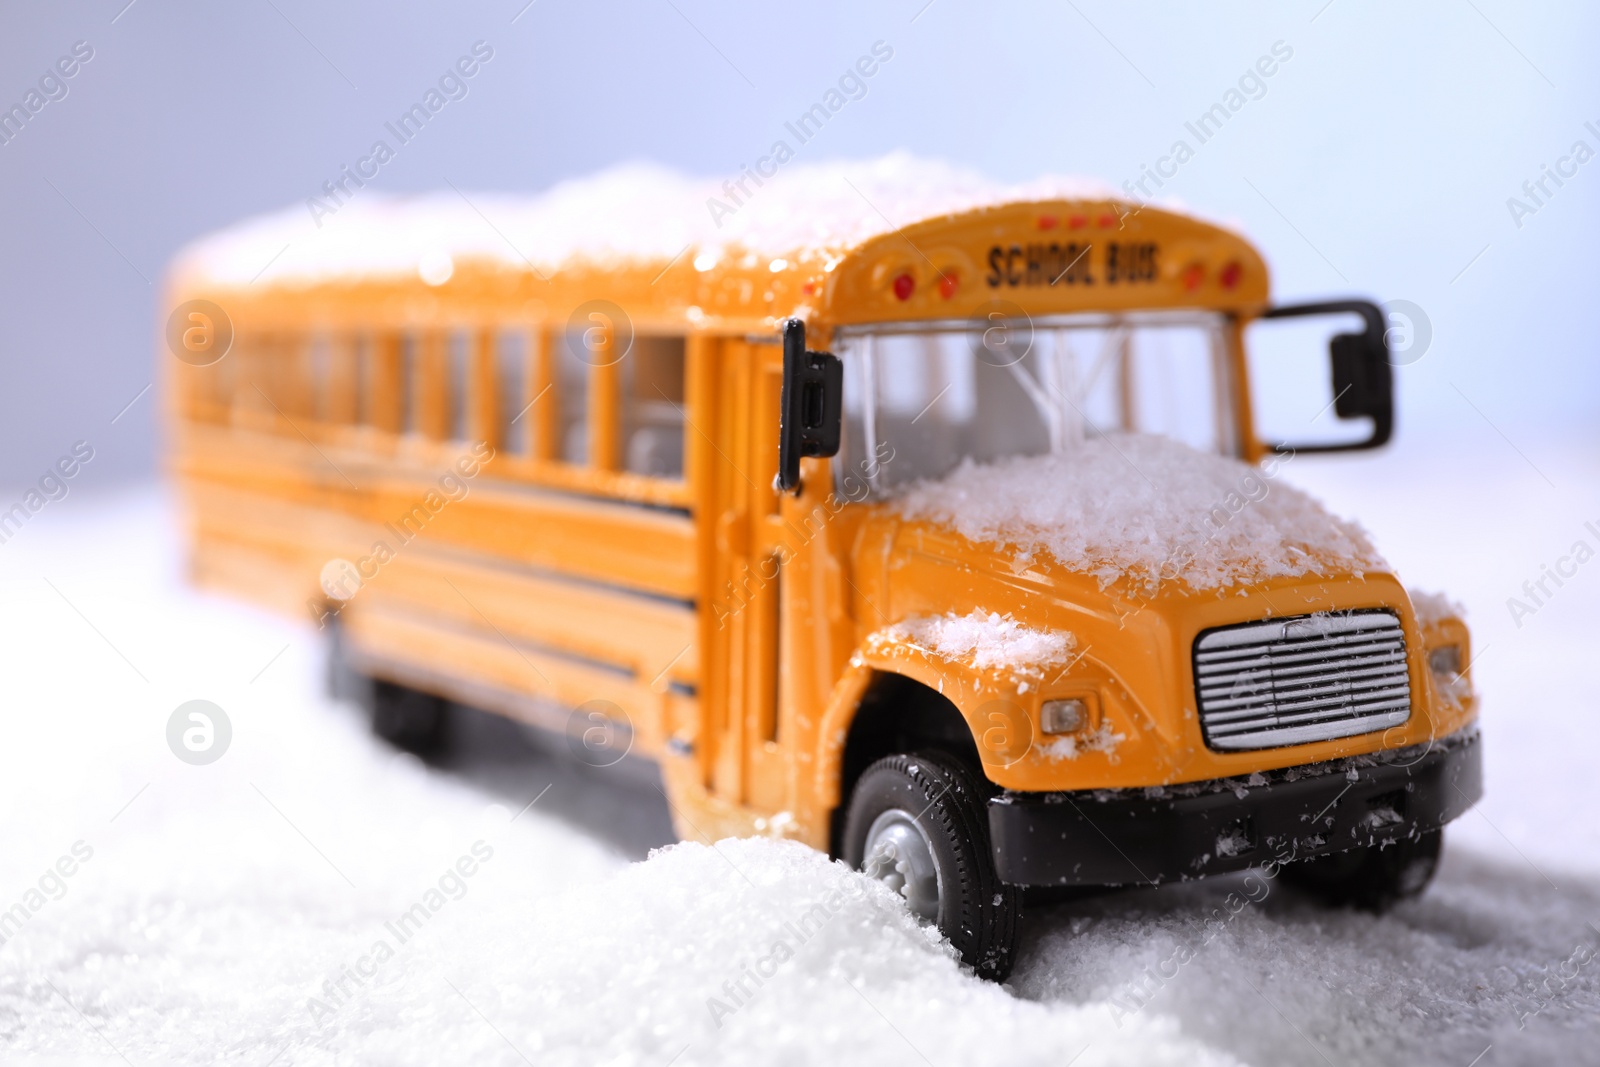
xmin=862 ymin=808 xmax=940 ymax=923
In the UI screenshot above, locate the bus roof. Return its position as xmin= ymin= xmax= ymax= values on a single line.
xmin=172 ymin=154 xmax=1271 ymax=332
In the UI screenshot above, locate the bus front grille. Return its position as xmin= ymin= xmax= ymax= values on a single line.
xmin=1193 ymin=611 xmax=1411 ymax=751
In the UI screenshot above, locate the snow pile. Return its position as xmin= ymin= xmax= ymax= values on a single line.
xmin=173 ymin=154 xmax=1134 ymax=289
xmin=894 ymin=433 xmax=1387 ymax=593
xmin=9 ymin=437 xmax=1600 ymax=1066
xmin=377 ymin=837 xmax=1243 ymax=1067
xmin=1410 ymin=588 xmax=1467 ymax=628
xmin=877 ymin=609 xmax=1076 ymax=673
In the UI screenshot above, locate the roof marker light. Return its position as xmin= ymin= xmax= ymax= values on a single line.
xmin=1068 ymin=214 xmax=1087 ymax=229
xmin=1037 ymin=215 xmax=1059 ymax=230
xmin=938 ymin=272 xmax=959 ymax=299
xmin=1096 ymin=212 xmax=1118 ymax=229
xmin=1181 ymin=262 xmax=1205 ymax=291
xmin=769 ymin=258 xmax=788 ymax=273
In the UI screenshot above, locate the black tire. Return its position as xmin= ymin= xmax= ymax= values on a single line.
xmin=843 ymin=752 xmax=1019 ymax=981
xmin=1280 ymin=829 xmax=1443 ymax=911
xmin=367 ymin=679 xmax=450 ymax=757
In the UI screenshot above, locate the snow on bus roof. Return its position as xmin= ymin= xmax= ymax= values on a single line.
xmin=174 ymin=154 xmax=1214 ymax=290
xmin=893 ymin=433 xmax=1387 ymax=593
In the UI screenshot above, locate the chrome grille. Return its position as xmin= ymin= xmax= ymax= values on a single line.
xmin=1193 ymin=611 xmax=1411 ymax=751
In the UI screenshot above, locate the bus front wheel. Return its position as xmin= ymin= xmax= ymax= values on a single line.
xmin=843 ymin=751 xmax=1019 ymax=981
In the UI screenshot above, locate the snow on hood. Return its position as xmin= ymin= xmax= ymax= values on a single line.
xmin=173 ymin=154 xmax=1185 ymax=290
xmin=892 ymin=433 xmax=1386 ymax=594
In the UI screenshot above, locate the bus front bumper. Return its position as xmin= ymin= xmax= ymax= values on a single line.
xmin=988 ymin=729 xmax=1482 ymax=887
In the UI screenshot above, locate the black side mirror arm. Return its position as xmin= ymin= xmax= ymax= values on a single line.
xmin=1259 ymin=299 xmax=1394 ymax=455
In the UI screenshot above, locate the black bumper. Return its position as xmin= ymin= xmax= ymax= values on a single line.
xmin=989 ymin=730 xmax=1482 ymax=886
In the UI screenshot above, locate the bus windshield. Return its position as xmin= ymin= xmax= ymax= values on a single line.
xmin=834 ymin=311 xmax=1237 ymax=497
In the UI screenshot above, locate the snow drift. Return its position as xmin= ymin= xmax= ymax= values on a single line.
xmin=9 ymin=447 xmax=1600 ymax=1067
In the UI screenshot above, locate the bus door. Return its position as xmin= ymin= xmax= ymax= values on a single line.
xmin=703 ymin=337 xmax=787 ymax=813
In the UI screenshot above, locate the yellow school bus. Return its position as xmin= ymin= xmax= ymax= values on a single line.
xmin=164 ymin=160 xmax=1480 ymax=979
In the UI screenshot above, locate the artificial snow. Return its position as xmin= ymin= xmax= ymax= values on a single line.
xmin=1410 ymin=588 xmax=1467 ymax=628
xmin=876 ymin=609 xmax=1076 ymax=673
xmin=173 ymin=154 xmax=1141 ymax=290
xmin=893 ymin=433 xmax=1387 ymax=594
xmin=1041 ymin=722 xmax=1124 ymax=761
xmin=6 ymin=429 xmax=1600 ymax=1066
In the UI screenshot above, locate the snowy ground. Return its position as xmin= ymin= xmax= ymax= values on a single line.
xmin=2 ymin=427 xmax=1598 ymax=1066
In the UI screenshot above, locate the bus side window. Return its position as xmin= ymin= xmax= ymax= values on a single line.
xmin=619 ymin=336 xmax=686 ymax=480
xmin=400 ymin=333 xmax=418 ymax=436
xmin=558 ymin=329 xmax=591 ymax=464
xmin=496 ymin=331 xmax=530 ymax=455
xmin=253 ymin=333 xmax=310 ymax=424
xmin=308 ymin=334 xmax=331 ymax=423
xmin=208 ymin=341 xmax=237 ymax=420
xmin=319 ymin=333 xmax=362 ymax=426
xmin=448 ymin=331 xmax=470 ymax=441
xmin=352 ymin=335 xmax=371 ymax=426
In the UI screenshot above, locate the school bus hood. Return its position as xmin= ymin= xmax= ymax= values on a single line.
xmin=850 ymin=499 xmax=1471 ymax=790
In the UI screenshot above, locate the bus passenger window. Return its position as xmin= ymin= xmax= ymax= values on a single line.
xmin=496 ymin=331 xmax=530 ymax=455
xmin=211 ymin=344 xmax=236 ymax=418
xmin=448 ymin=331 xmax=469 ymax=441
xmin=619 ymin=336 xmax=686 ymax=479
xmin=353 ymin=336 xmax=371 ymax=426
xmin=558 ymin=330 xmax=591 ymax=464
xmin=308 ymin=335 xmax=331 ymax=422
xmin=320 ymin=334 xmax=361 ymax=426
xmin=400 ymin=334 xmax=418 ymax=435
xmin=257 ymin=334 xmax=305 ymax=421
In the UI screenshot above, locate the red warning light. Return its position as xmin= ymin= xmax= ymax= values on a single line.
xmin=1219 ymin=261 xmax=1243 ymax=290
xmin=1182 ymin=263 xmax=1205 ymax=291
xmin=892 ymin=272 xmax=915 ymax=301
xmin=938 ymin=272 xmax=960 ymax=299
xmin=1037 ymin=215 xmax=1059 ymax=230
xmin=1096 ymin=212 xmax=1117 ymax=229
xmin=1068 ymin=214 xmax=1088 ymax=230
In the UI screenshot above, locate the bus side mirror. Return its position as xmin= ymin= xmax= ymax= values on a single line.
xmin=1260 ymin=299 xmax=1393 ymax=454
xmin=778 ymin=319 xmax=843 ymax=494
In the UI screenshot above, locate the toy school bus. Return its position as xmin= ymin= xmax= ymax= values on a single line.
xmin=165 ymin=161 xmax=1480 ymax=979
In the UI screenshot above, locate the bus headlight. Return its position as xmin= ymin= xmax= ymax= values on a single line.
xmin=1428 ymin=645 xmax=1462 ymax=677
xmin=1040 ymin=698 xmax=1088 ymax=735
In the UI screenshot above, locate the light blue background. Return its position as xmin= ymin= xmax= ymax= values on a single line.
xmin=1 ymin=0 xmax=1594 ymax=487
